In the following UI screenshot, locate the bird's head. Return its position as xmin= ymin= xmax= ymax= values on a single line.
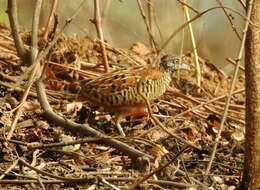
xmin=159 ymin=55 xmax=190 ymax=73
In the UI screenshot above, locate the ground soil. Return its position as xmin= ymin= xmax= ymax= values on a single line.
xmin=0 ymin=24 xmax=245 ymax=189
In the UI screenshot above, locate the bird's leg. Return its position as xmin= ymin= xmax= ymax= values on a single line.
xmin=116 ymin=120 xmax=126 ymax=137
xmin=114 ymin=115 xmax=126 ymax=136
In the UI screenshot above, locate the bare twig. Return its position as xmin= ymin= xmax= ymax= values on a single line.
xmin=91 ymin=0 xmax=109 ymax=72
xmin=152 ymin=6 xmax=163 ymax=44
xmin=0 ymin=177 xmax=200 ymax=188
xmin=7 ymin=0 xmax=43 ymax=140
xmin=28 ymin=137 xmax=120 ymax=149
xmin=7 ymin=0 xmax=29 ymax=61
xmin=205 ymin=0 xmax=253 ymax=175
xmin=147 ymin=0 xmax=153 ymax=36
xmin=183 ymin=0 xmax=201 ymax=91
xmin=37 ymin=177 xmax=46 ymax=190
xmin=5 ymin=0 xmax=86 ymax=97
xmin=238 ymin=0 xmax=247 ymax=9
xmin=35 ymin=78 xmax=152 ymax=162
xmin=172 ymin=88 xmax=245 ymax=119
xmin=177 ymin=9 xmax=185 ymax=82
xmin=101 ymin=0 xmax=111 ymax=19
xmin=127 ymin=146 xmax=191 ymax=189
xmin=147 ymin=0 xmax=156 ymax=51
xmin=216 ymin=0 xmax=242 ymax=40
xmin=168 ymin=90 xmax=245 ymax=124
xmin=0 ymin=159 xmax=19 ymax=180
xmin=176 ymin=0 xmax=200 ymax=14
xmin=226 ymin=57 xmax=245 ymax=71
xmin=100 ymin=177 xmax=120 ymax=190
xmin=159 ymin=5 xmax=257 ymax=55
xmin=136 ymin=0 xmax=157 ymax=52
xmin=96 ymin=39 xmax=142 ymax=66
xmin=31 ymin=0 xmax=41 ymax=63
xmin=18 ymin=159 xmax=92 ymax=183
xmin=142 ymin=88 xmax=245 ymax=136
xmin=43 ymin=0 xmax=58 ymax=40
xmin=137 ymin=82 xmax=200 ymax=150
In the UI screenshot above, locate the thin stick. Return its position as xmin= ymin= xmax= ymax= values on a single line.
xmin=226 ymin=57 xmax=245 ymax=71
xmin=101 ymin=0 xmax=111 ymax=19
xmin=7 ymin=0 xmax=28 ymax=60
xmin=127 ymin=146 xmax=190 ymax=189
xmin=205 ymin=0 xmax=253 ymax=175
xmin=178 ymin=5 xmax=185 ymax=82
xmin=36 ymin=79 xmax=152 ymax=161
xmin=183 ymin=0 xmax=201 ymax=91
xmin=18 ymin=159 xmax=92 ymax=183
xmin=136 ymin=0 xmax=157 ymax=52
xmin=91 ymin=0 xmax=109 ymax=72
xmin=141 ymin=88 xmax=245 ymax=136
xmin=238 ymin=0 xmax=247 ymax=9
xmin=147 ymin=0 xmax=156 ymax=52
xmin=172 ymin=88 xmax=245 ymax=119
xmin=7 ymin=0 xmax=42 ymax=140
xmin=216 ymin=0 xmax=242 ymax=40
xmin=5 ymin=0 xmax=87 ymax=97
xmin=176 ymin=0 xmax=200 ymax=14
xmin=137 ymin=84 xmax=200 ymax=150
xmin=159 ymin=5 xmax=258 ymax=56
xmin=0 ymin=159 xmax=19 ymax=180
xmin=43 ymin=0 xmax=58 ymax=40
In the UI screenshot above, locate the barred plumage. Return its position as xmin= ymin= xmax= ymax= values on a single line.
xmin=80 ymin=56 xmax=187 ymax=106
xmin=78 ymin=55 xmax=189 ymax=136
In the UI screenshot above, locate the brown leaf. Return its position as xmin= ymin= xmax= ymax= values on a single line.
xmin=130 ymin=42 xmax=150 ymax=56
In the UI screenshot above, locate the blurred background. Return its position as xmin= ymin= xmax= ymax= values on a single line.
xmin=0 ymin=0 xmax=245 ymax=74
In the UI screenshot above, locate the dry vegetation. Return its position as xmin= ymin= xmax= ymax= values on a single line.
xmin=0 ymin=22 xmax=246 ymax=189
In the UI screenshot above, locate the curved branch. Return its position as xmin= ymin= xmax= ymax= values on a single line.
xmin=36 ymin=78 xmax=152 ymax=164
xmin=7 ymin=0 xmax=29 ymax=61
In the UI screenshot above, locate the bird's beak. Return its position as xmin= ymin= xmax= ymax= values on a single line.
xmin=167 ymin=61 xmax=190 ymax=71
xmin=178 ymin=62 xmax=190 ymax=71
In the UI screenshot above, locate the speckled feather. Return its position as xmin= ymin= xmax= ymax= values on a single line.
xmin=79 ymin=55 xmax=188 ymax=116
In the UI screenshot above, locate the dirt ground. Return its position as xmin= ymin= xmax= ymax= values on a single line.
xmin=0 ymin=24 xmax=245 ymax=189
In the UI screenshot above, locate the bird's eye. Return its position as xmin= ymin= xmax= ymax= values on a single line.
xmin=174 ymin=58 xmax=180 ymax=64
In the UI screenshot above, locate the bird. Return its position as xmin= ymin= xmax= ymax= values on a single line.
xmin=78 ymin=55 xmax=189 ymax=136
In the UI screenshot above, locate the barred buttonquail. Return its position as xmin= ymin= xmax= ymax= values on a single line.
xmin=79 ymin=55 xmax=189 ymax=136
